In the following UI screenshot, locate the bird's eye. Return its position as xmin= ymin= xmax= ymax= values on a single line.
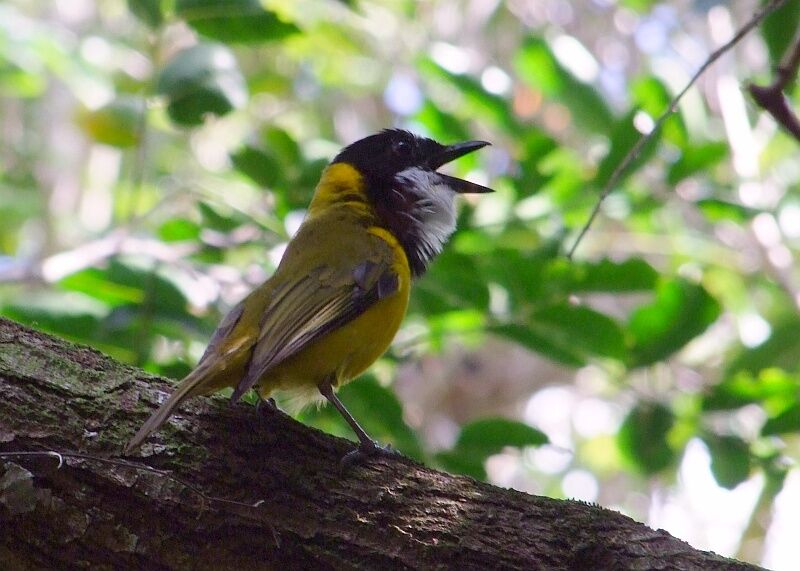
xmin=393 ymin=139 xmax=412 ymax=157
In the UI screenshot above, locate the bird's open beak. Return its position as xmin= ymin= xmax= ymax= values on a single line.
xmin=430 ymin=140 xmax=494 ymax=194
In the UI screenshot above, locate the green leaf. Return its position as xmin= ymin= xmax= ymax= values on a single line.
xmin=632 ymin=76 xmax=687 ymax=147
xmin=493 ymin=303 xmax=626 ymax=366
xmin=695 ymin=199 xmax=759 ymax=223
xmin=156 ymin=43 xmax=246 ymax=126
xmin=481 ymin=248 xmax=551 ymax=309
xmin=417 ymin=58 xmax=518 ymax=134
xmin=230 ymin=145 xmax=283 ymax=188
xmin=704 ymin=368 xmax=798 ymax=411
xmin=762 ymin=403 xmax=800 ymax=436
xmin=620 ymin=0 xmax=658 ymax=12
xmin=513 ymin=128 xmax=559 ymax=199
xmin=158 ymin=218 xmax=201 ymax=242
xmin=414 ymin=100 xmax=471 ymax=142
xmin=704 ymin=434 xmax=751 ymax=489
xmin=437 ymin=417 xmax=548 ymax=479
xmin=724 ymin=317 xmax=800 ymax=377
xmin=76 ymin=96 xmax=144 ymax=148
xmin=546 ymin=257 xmax=659 ymax=294
xmin=58 ymin=258 xmax=189 ymax=319
xmin=197 ymin=201 xmax=245 ymax=232
xmin=514 ymin=37 xmax=615 ymax=134
xmin=2 ymin=295 xmax=105 ymax=341
xmin=617 ymin=402 xmax=676 ymax=475
xmin=667 ymin=142 xmax=728 ymax=185
xmin=413 ymin=251 xmax=490 ymax=314
xmin=761 ymin=0 xmax=800 ymax=67
xmin=127 ymin=0 xmax=166 ymax=28
xmin=627 ymin=278 xmax=721 ymax=367
xmin=262 ymin=127 xmax=302 ymax=168
xmin=594 ymin=110 xmax=661 ymax=190
xmin=176 ymin=0 xmax=299 ymax=44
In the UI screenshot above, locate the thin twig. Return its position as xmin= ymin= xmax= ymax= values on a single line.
xmin=567 ymin=0 xmax=789 ymax=259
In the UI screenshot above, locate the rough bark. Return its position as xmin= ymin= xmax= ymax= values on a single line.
xmin=0 ymin=317 xmax=762 ymax=570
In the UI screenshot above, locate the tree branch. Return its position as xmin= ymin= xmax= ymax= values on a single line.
xmin=0 ymin=318 xmax=762 ymax=569
xmin=748 ymin=30 xmax=800 ymax=143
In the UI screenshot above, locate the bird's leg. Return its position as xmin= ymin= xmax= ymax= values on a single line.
xmin=318 ymin=377 xmax=397 ymax=465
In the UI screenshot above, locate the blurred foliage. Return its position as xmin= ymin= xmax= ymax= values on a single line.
xmin=1 ymin=0 xmax=799 ymax=565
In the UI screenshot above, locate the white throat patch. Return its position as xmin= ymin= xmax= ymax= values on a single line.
xmin=393 ymin=167 xmax=459 ymax=275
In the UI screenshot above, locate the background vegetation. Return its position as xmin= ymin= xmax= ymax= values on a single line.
xmin=1 ymin=0 xmax=798 ymax=567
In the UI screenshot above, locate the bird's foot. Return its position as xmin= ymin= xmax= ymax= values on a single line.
xmin=255 ymin=396 xmax=279 ymax=417
xmin=340 ymin=439 xmax=400 ymax=469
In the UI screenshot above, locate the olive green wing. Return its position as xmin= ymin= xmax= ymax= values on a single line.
xmin=229 ymin=255 xmax=399 ymax=402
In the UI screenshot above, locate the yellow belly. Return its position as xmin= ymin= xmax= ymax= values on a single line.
xmin=262 ymin=285 xmax=408 ymax=393
xmin=257 ymin=225 xmax=411 ymax=406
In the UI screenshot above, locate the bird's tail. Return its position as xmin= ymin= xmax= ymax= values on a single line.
xmin=124 ymin=363 xmax=216 ymax=454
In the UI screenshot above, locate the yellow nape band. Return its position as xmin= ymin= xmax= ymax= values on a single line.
xmin=308 ymin=163 xmax=371 ymax=217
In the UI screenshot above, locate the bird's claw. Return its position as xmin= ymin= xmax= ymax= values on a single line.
xmin=340 ymin=440 xmax=400 ymax=469
xmin=255 ymin=396 xmax=280 ymax=418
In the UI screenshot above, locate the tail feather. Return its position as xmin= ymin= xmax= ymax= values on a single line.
xmin=125 ymin=364 xmax=214 ymax=454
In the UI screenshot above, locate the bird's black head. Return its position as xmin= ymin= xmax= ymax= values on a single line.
xmin=332 ymin=129 xmax=492 ymax=277
xmin=332 ymin=129 xmax=492 ymax=194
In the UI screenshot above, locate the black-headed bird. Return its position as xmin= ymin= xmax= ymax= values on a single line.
xmin=126 ymin=129 xmax=492 ymax=460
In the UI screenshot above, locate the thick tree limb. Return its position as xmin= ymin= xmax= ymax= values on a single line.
xmin=0 ymin=318 xmax=761 ymax=570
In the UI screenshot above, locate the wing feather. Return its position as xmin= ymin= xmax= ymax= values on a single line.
xmin=229 ymin=258 xmax=399 ymax=401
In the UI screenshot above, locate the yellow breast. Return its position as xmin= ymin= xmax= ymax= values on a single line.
xmin=256 ymin=164 xmax=412 ymax=403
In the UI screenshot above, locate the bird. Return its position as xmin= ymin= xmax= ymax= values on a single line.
xmin=125 ymin=129 xmax=492 ymax=460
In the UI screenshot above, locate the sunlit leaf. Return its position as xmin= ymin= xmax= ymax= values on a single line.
xmin=418 ymin=58 xmax=519 ymax=134
xmin=695 ymin=199 xmax=759 ymax=223
xmin=632 ymin=76 xmax=687 ymax=147
xmin=704 ymin=368 xmax=798 ymax=411
xmin=724 ymin=317 xmax=800 ymax=376
xmin=58 ymin=258 xmax=189 ymax=318
xmin=76 ymin=97 xmax=144 ymax=148
xmin=514 ymin=37 xmax=615 ymax=134
xmin=158 ymin=218 xmax=201 ymax=242
xmin=2 ymin=296 xmax=105 ymax=341
xmin=620 ymin=0 xmax=658 ymax=12
xmin=414 ymin=100 xmax=471 ymax=142
xmin=176 ymin=0 xmax=299 ymax=44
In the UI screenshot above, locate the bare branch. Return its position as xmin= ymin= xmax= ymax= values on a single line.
xmin=748 ymin=30 xmax=800 ymax=142
xmin=567 ymin=0 xmax=789 ymax=259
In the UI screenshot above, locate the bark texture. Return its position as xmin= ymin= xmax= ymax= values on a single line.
xmin=0 ymin=317 xmax=762 ymax=570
